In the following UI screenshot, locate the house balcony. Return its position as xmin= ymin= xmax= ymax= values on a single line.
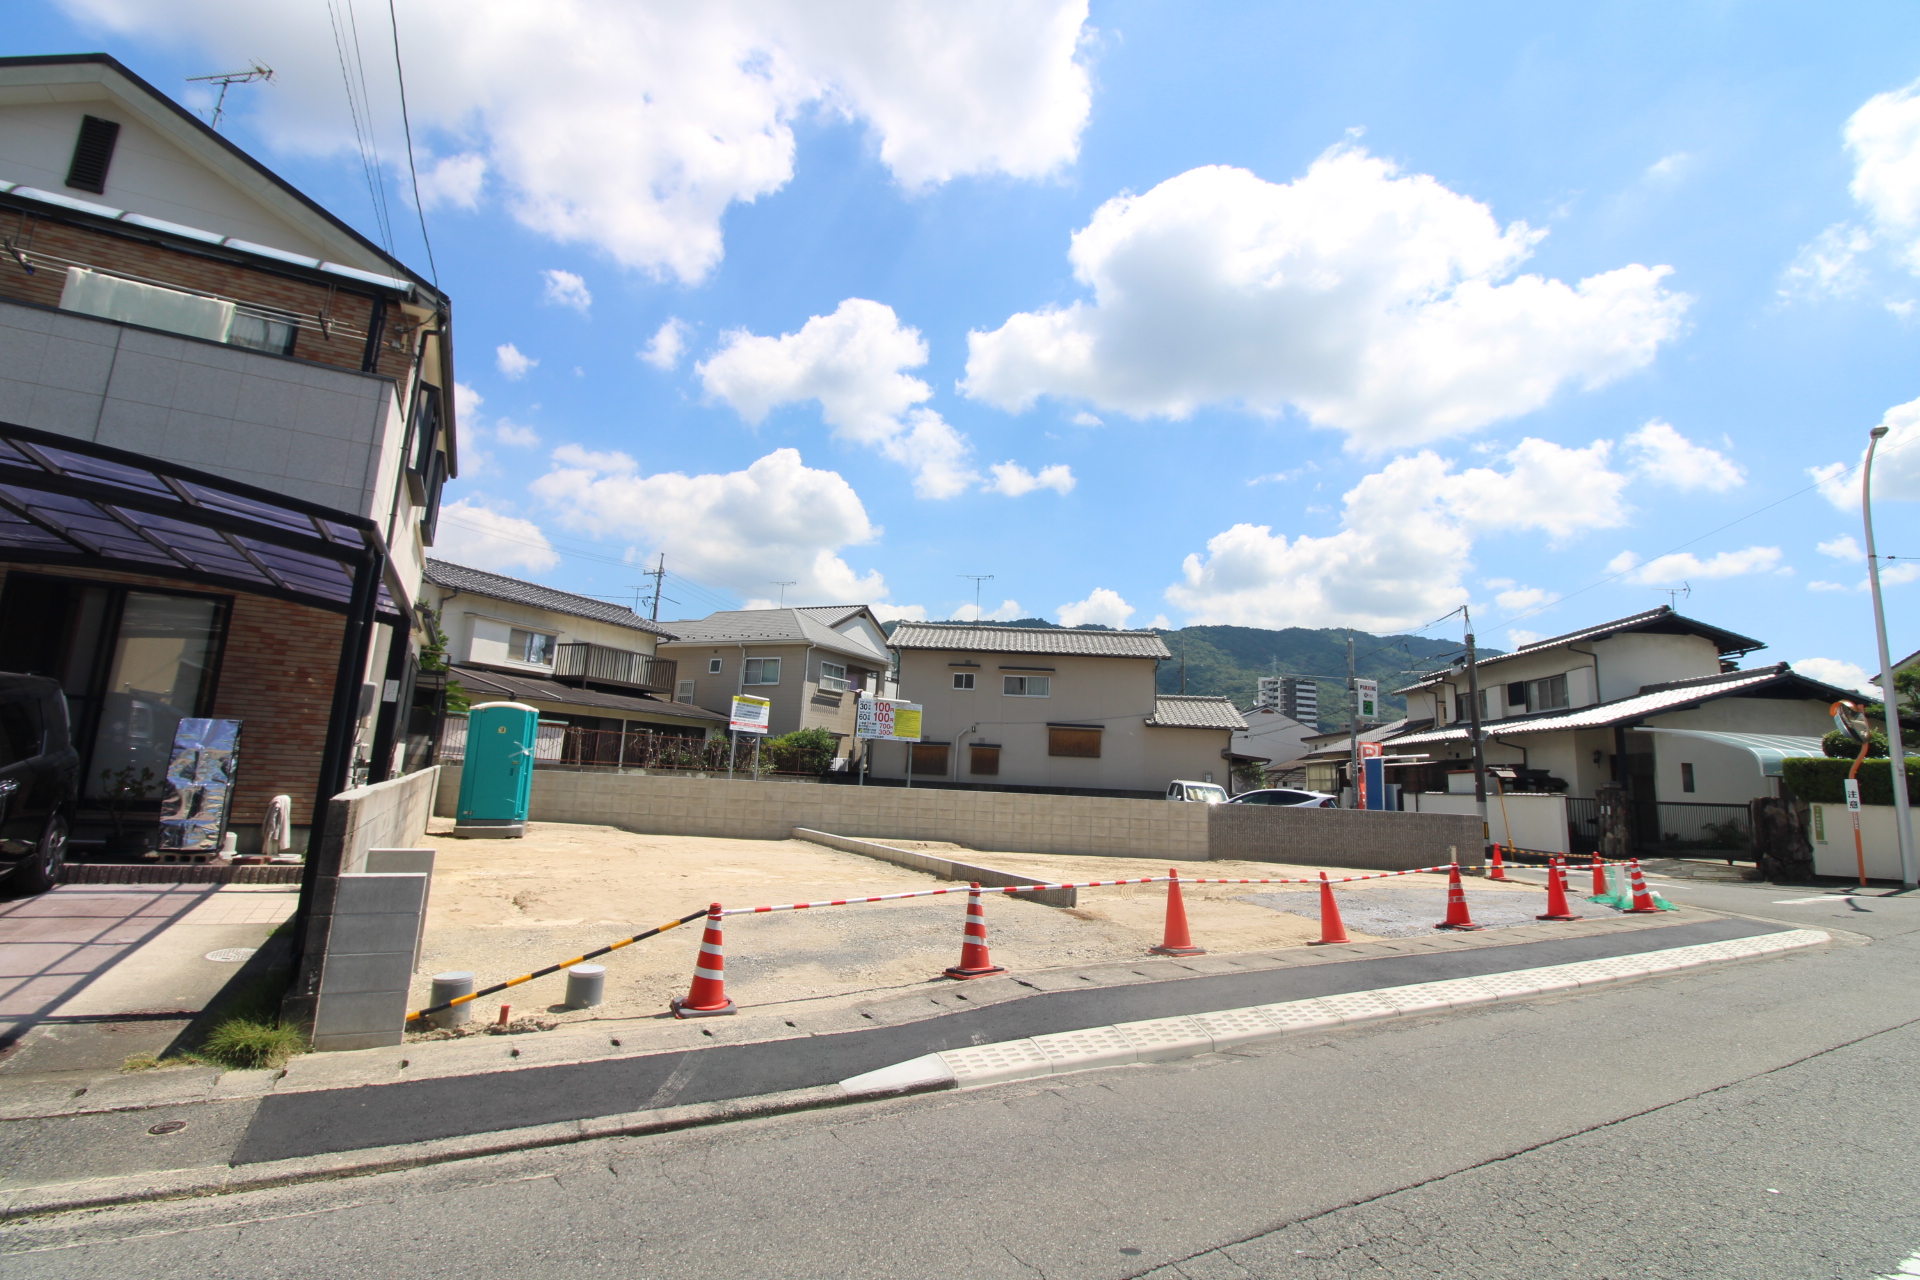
xmin=552 ymin=642 xmax=676 ymax=695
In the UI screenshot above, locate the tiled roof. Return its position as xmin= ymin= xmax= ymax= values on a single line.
xmin=425 ymin=559 xmax=677 ymax=637
xmin=889 ymin=623 xmax=1172 ymax=660
xmin=1145 ymin=696 xmax=1248 ymax=730
xmin=1382 ymin=663 xmax=1846 ymax=747
xmin=451 ymin=665 xmax=726 ymax=721
xmin=656 ymin=608 xmax=888 ymax=664
xmin=1396 ymin=606 xmax=1766 ymax=692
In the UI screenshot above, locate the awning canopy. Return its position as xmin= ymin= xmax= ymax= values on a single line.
xmin=0 ymin=420 xmax=403 ymax=620
xmin=1637 ymin=729 xmax=1826 ymax=777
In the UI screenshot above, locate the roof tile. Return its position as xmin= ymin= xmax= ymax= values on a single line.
xmin=425 ymin=559 xmax=677 ymax=637
xmin=889 ymin=623 xmax=1172 ymax=660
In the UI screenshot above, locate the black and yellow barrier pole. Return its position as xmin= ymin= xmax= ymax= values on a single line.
xmin=405 ymin=906 xmax=711 ymax=1025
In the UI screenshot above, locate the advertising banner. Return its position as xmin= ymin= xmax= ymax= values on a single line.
xmin=856 ymin=697 xmax=922 ymax=741
xmin=729 ymin=695 xmax=772 ymax=735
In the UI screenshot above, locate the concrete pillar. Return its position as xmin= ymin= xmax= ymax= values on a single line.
xmin=429 ymin=971 xmax=474 ymax=1028
xmin=565 ymin=965 xmax=606 ymax=1008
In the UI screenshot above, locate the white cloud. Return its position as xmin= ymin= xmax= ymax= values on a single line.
xmin=1057 ymin=587 xmax=1134 ymax=628
xmin=985 ymin=461 xmax=1076 ymax=496
xmin=1623 ymin=545 xmax=1783 ymax=585
xmin=1071 ymin=411 xmax=1103 ymax=427
xmin=542 ymin=269 xmax=592 ymax=313
xmin=1781 ymin=223 xmax=1874 ymax=299
xmin=1646 ymin=152 xmax=1690 ymax=180
xmin=1813 ymin=393 xmax=1920 ymax=509
xmin=962 ymin=147 xmax=1689 ymax=450
xmin=433 ymin=499 xmax=559 ymax=573
xmin=496 ymin=343 xmax=537 ymax=379
xmin=1809 ymin=580 xmax=1850 ymax=593
xmin=1793 ymin=657 xmax=1879 ymax=694
xmin=640 ymin=318 xmax=690 ymax=371
xmin=1623 ymin=420 xmax=1744 ymax=492
xmin=74 ymin=2 xmax=1092 ymax=282
xmin=1166 ymin=439 xmax=1630 ymax=630
xmin=1605 ymin=550 xmax=1641 ymax=576
xmin=1493 ymin=585 xmax=1556 ymax=612
xmin=696 ymin=298 xmax=981 ymax=497
xmin=1819 ymin=535 xmax=1864 ymax=561
xmin=493 ymin=419 xmax=541 ymax=447
xmin=953 ymin=599 xmax=1024 ymax=622
xmin=417 ymin=152 xmax=486 ymax=211
xmin=872 ymin=603 xmax=929 ymax=622
xmin=529 ymin=445 xmax=888 ymax=604
xmin=1505 ymin=629 xmax=1545 ymax=648
xmin=1847 ymin=77 xmax=1920 ymax=273
xmin=1148 ymin=613 xmax=1172 ymax=630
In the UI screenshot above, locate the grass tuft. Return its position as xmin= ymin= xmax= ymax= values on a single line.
xmin=122 ymin=1052 xmax=163 ymax=1072
xmin=197 ymin=1017 xmax=306 ymax=1070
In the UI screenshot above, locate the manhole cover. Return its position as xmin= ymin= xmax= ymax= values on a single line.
xmin=147 ymin=1121 xmax=187 ymax=1135
xmin=204 ymin=948 xmax=256 ymax=963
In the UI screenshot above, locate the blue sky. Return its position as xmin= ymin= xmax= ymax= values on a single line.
xmin=18 ymin=2 xmax=1920 ymax=688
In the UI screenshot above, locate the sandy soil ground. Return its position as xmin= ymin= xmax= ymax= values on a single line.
xmin=407 ymin=822 xmax=1563 ymax=1033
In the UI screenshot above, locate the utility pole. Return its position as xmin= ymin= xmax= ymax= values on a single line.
xmin=958 ymin=574 xmax=993 ymax=620
xmin=1463 ymin=606 xmax=1490 ymax=864
xmin=1347 ymin=633 xmax=1359 ymax=809
xmin=644 ymin=555 xmax=666 ymax=621
xmin=1863 ymin=424 xmax=1918 ymax=889
xmin=1181 ymin=633 xmax=1188 ymax=694
xmin=771 ymin=581 xmax=796 ymax=606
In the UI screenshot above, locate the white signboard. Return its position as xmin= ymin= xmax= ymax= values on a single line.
xmin=1355 ymin=678 xmax=1379 ymax=720
xmin=856 ymin=697 xmax=922 ymax=742
xmin=1844 ymin=777 xmax=1862 ymax=812
xmin=729 ymin=694 xmax=772 ymax=735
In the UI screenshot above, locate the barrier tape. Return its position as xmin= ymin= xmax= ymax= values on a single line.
xmin=404 ymin=907 xmax=711 ymax=1024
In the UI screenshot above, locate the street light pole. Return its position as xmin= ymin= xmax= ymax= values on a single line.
xmin=1347 ymin=633 xmax=1360 ymax=809
xmin=1862 ymin=424 xmax=1918 ymax=890
xmin=1463 ymin=607 xmax=1490 ymax=865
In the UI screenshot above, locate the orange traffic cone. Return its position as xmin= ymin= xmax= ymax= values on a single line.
xmin=1627 ymin=860 xmax=1661 ymax=914
xmin=1307 ymin=871 xmax=1351 ymax=945
xmin=1434 ymin=863 xmax=1485 ymax=931
xmin=1536 ymin=857 xmax=1580 ymax=921
xmin=1589 ymin=853 xmax=1607 ymax=897
xmin=1150 ymin=868 xmax=1206 ymax=956
xmin=1488 ymin=843 xmax=1509 ymax=881
xmin=671 ymin=903 xmax=737 ymax=1017
xmin=943 ymin=884 xmax=1008 ymax=979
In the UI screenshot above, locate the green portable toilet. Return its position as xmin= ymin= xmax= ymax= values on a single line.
xmin=455 ymin=701 xmax=537 ymax=838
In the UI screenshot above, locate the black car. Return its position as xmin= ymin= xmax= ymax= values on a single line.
xmin=0 ymin=674 xmax=77 ymax=894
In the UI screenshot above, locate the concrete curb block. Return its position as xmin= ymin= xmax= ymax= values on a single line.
xmin=838 ymin=928 xmax=1833 ymax=1094
xmin=792 ymin=828 xmax=1078 ymax=907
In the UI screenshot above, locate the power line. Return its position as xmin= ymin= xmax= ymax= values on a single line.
xmin=386 ymin=0 xmax=438 ymax=285
xmin=323 ymin=0 xmax=393 ymax=251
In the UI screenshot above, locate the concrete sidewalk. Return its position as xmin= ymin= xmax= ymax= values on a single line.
xmin=0 ymin=904 xmax=1827 ymax=1217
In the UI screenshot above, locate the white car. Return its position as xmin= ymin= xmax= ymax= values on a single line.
xmin=1165 ymin=780 xmax=1229 ymax=804
xmin=1226 ymin=787 xmax=1338 ymax=808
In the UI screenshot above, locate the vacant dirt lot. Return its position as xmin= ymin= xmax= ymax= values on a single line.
xmin=407 ymin=822 xmax=1556 ymax=1031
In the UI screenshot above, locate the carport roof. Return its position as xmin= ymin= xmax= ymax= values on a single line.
xmin=1636 ymin=729 xmax=1831 ymax=776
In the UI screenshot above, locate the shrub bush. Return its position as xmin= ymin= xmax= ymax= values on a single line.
xmin=1781 ymin=755 xmax=1920 ymax=805
xmin=764 ymin=727 xmax=838 ymax=774
xmin=1823 ymin=729 xmax=1887 ymax=758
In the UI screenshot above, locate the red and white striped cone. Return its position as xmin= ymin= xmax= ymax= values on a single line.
xmin=1627 ymin=860 xmax=1661 ymax=914
xmin=1434 ymin=863 xmax=1485 ymax=931
xmin=1536 ymin=857 xmax=1580 ymax=921
xmin=670 ymin=903 xmax=737 ymax=1017
xmin=943 ymin=883 xmax=1008 ymax=980
xmin=1589 ymin=853 xmax=1607 ymax=897
xmin=1307 ymin=871 xmax=1351 ymax=945
xmin=1150 ymin=867 xmax=1206 ymax=956
xmin=1488 ymin=843 xmax=1509 ymax=881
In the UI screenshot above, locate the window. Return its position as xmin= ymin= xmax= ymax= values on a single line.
xmin=819 ymin=661 xmax=848 ymax=693
xmin=744 ymin=657 xmax=781 ymax=685
xmin=1048 ymin=726 xmax=1101 ymax=758
xmin=953 ymin=672 xmax=976 ymax=690
xmin=66 ymin=115 xmax=121 ymax=194
xmin=969 ymin=744 xmax=1000 ymax=775
xmin=675 ymin=679 xmax=696 ymax=704
xmin=509 ymin=628 xmax=555 ymax=666
xmin=908 ymin=743 xmax=949 ymax=775
xmin=708 ymin=658 xmax=723 ymax=674
xmin=1526 ymin=674 xmax=1569 ymax=712
xmin=1681 ymin=762 xmax=1696 ymax=793
xmin=226 ymin=310 xmax=298 ymax=356
xmin=1003 ymin=675 xmax=1051 ymax=697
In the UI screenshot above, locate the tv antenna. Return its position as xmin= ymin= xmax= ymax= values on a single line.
xmin=186 ymin=62 xmax=275 ymax=130
xmin=1656 ymin=582 xmax=1691 ymax=609
xmin=770 ymin=581 xmax=796 ymax=606
xmin=958 ymin=574 xmax=994 ymax=620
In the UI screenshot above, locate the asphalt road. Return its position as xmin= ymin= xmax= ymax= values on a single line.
xmin=4 ymin=875 xmax=1918 ymax=1280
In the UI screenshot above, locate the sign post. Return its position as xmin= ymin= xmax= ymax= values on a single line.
xmin=1846 ymin=776 xmax=1866 ymax=888
xmin=1355 ymin=679 xmax=1379 ymax=721
xmin=856 ymin=697 xmax=922 ymax=787
xmin=729 ymin=695 xmax=771 ymax=783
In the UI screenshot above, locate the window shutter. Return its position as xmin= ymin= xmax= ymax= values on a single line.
xmin=1048 ymin=727 xmax=1101 ymax=758
xmin=969 ymin=745 xmax=999 ymax=776
xmin=66 ymin=116 xmax=121 ymax=194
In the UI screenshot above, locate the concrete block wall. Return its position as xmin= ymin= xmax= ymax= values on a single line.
xmin=311 ymin=871 xmax=426 ymax=1052
xmin=1207 ymin=805 xmax=1484 ymax=871
xmin=363 ymin=847 xmax=436 ymax=972
xmin=436 ymin=764 xmax=1210 ymax=861
xmin=337 ymin=767 xmax=441 ymax=874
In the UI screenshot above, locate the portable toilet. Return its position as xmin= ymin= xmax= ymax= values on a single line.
xmin=454 ymin=701 xmax=538 ymax=838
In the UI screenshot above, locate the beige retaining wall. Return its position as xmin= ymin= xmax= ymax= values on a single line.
xmin=436 ymin=765 xmax=1209 ymax=860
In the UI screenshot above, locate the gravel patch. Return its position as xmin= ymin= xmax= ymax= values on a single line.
xmin=1240 ymin=884 xmax=1618 ymax=937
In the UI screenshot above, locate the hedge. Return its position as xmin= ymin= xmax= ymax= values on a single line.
xmin=1781 ymin=756 xmax=1920 ymax=805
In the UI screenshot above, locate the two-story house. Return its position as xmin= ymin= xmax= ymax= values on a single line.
xmin=1382 ymin=606 xmax=1852 ymax=835
xmin=421 ymin=559 xmax=726 ymax=763
xmin=878 ymin=623 xmax=1246 ymax=796
xmin=0 ymin=53 xmax=456 ymax=856
xmin=655 ymin=606 xmax=893 ymax=761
